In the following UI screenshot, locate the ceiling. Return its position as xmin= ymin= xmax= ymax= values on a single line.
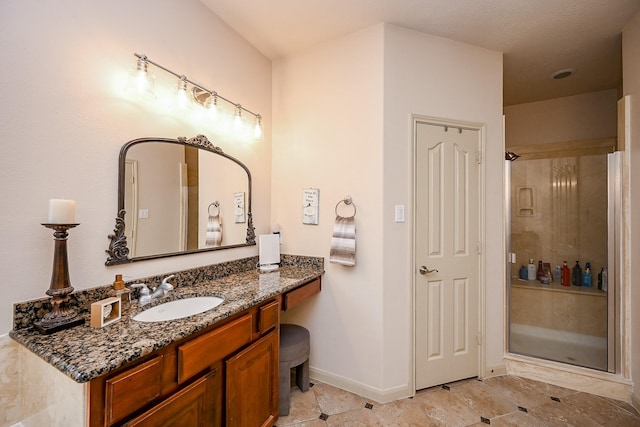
xmin=199 ymin=0 xmax=640 ymax=106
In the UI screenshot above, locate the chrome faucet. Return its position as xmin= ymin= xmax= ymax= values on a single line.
xmin=131 ymin=275 xmax=175 ymax=306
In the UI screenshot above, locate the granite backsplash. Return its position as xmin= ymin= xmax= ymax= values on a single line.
xmin=13 ymin=254 xmax=324 ymax=330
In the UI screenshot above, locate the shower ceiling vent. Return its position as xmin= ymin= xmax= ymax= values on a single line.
xmin=552 ymin=68 xmax=575 ymax=79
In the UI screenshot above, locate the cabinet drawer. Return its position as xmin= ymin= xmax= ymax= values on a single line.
xmin=258 ymin=300 xmax=279 ymax=334
xmin=105 ymin=355 xmax=163 ymax=426
xmin=127 ymin=364 xmax=221 ymax=427
xmin=178 ymin=314 xmax=252 ymax=383
xmin=283 ymin=278 xmax=321 ymax=311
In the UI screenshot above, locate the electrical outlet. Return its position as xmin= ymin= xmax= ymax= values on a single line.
xmin=139 ymin=209 xmax=149 ymax=219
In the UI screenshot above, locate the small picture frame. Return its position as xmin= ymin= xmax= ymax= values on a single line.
xmin=234 ymin=192 xmax=246 ymax=223
xmin=302 ymin=188 xmax=319 ymax=225
xmin=90 ymin=297 xmax=121 ymax=328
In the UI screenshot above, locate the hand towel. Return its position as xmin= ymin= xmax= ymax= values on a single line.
xmin=205 ymin=214 xmax=222 ymax=247
xmin=329 ymin=215 xmax=356 ymax=266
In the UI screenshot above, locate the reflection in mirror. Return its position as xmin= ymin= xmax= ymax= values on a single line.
xmin=106 ymin=135 xmax=255 ymax=265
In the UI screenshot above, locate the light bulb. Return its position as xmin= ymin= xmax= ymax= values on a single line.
xmin=205 ymin=93 xmax=221 ymax=121
xmin=234 ymin=105 xmax=243 ymax=131
xmin=253 ymin=115 xmax=263 ymax=139
xmin=176 ymin=76 xmax=190 ymax=110
xmin=126 ymin=56 xmax=156 ymax=99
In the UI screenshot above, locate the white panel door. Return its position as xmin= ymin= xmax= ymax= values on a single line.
xmin=415 ymin=122 xmax=480 ymax=389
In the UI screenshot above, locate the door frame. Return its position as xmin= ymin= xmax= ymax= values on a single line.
xmin=410 ymin=114 xmax=487 ymax=392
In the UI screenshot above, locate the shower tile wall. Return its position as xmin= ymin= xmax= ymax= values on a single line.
xmin=511 ymin=155 xmax=608 ymax=273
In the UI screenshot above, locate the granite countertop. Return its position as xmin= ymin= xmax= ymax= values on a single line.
xmin=10 ymin=266 xmax=322 ymax=383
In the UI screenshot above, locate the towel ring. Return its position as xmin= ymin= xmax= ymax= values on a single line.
xmin=208 ymin=201 xmax=220 ymax=216
xmin=335 ymin=196 xmax=356 ymax=217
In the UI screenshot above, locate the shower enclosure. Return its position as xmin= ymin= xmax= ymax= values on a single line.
xmin=506 ymin=139 xmax=620 ymax=372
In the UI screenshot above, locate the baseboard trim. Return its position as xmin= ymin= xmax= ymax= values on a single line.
xmin=504 ymin=353 xmax=631 ymax=401
xmin=483 ymin=364 xmax=507 ymax=378
xmin=309 ymin=367 xmax=411 ymax=404
xmin=632 ymin=391 xmax=640 ymax=413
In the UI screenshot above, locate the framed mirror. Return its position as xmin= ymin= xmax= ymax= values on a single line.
xmin=106 ymin=134 xmax=255 ymax=265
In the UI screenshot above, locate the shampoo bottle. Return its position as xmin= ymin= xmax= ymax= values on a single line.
xmin=554 ymin=266 xmax=562 ymax=282
xmin=598 ymin=268 xmax=604 ymax=290
xmin=583 ymin=262 xmax=592 ymax=287
xmin=572 ymin=261 xmax=582 ymax=286
xmin=536 ymin=260 xmax=544 ymax=281
xmin=561 ymin=261 xmax=570 ymax=286
xmin=527 ymin=259 xmax=536 ymax=281
xmin=519 ymin=265 xmax=528 ymax=280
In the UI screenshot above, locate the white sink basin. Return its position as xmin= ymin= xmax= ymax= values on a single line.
xmin=133 ymin=296 xmax=224 ymax=322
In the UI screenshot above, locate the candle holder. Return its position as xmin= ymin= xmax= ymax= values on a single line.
xmin=34 ymin=223 xmax=85 ymax=334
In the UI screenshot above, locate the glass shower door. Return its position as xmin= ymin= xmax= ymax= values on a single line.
xmin=507 ymin=151 xmax=619 ymax=372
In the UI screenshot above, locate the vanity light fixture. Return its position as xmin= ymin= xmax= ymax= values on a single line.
xmin=128 ymin=52 xmax=263 ymax=139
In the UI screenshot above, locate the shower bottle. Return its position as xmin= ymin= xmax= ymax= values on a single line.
xmin=572 ymin=261 xmax=583 ymax=286
xmin=561 ymin=261 xmax=570 ymax=286
xmin=554 ymin=266 xmax=562 ymax=282
xmin=583 ymin=262 xmax=592 ymax=287
xmin=598 ymin=268 xmax=604 ymax=290
xmin=527 ymin=259 xmax=536 ymax=280
xmin=536 ymin=260 xmax=544 ymax=281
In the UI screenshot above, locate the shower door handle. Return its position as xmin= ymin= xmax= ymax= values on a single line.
xmin=419 ymin=266 xmax=438 ymax=275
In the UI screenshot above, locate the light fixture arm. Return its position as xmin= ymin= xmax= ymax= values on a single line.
xmin=134 ymin=52 xmax=261 ymax=120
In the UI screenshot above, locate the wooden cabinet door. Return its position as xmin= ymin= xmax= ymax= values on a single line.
xmin=127 ymin=366 xmax=222 ymax=427
xmin=104 ymin=356 xmax=163 ymax=426
xmin=226 ymin=331 xmax=278 ymax=427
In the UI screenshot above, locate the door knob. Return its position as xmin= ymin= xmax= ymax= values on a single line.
xmin=419 ymin=266 xmax=438 ymax=275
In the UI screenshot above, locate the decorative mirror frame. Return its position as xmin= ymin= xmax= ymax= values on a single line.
xmin=106 ymin=134 xmax=255 ymax=265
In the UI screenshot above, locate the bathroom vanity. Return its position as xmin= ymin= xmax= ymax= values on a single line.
xmin=10 ymin=259 xmax=322 ymax=427
xmin=90 ymin=296 xmax=281 ymax=426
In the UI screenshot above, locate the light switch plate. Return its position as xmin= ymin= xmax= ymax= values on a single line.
xmin=395 ymin=205 xmax=405 ymax=223
xmin=139 ymin=209 xmax=149 ymax=219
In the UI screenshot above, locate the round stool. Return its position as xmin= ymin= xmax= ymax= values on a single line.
xmin=279 ymin=324 xmax=310 ymax=416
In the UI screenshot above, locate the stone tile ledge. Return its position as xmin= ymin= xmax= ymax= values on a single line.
xmin=10 ymin=255 xmax=323 ymax=383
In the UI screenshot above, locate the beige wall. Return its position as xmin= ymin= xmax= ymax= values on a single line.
xmin=622 ymin=10 xmax=640 ymax=404
xmin=505 ymin=89 xmax=618 ymax=147
xmin=273 ymin=23 xmax=503 ymax=401
xmin=272 ymin=24 xmax=386 ymax=395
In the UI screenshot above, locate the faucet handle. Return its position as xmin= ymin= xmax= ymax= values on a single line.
xmin=130 ymin=283 xmax=150 ymax=296
xmin=161 ymin=274 xmax=175 ymax=288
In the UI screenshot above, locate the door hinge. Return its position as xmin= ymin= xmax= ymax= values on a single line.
xmin=476 ymin=151 xmax=481 ymax=164
xmin=476 ymin=332 xmax=482 ymax=345
xmin=476 ymin=242 xmax=482 ymax=254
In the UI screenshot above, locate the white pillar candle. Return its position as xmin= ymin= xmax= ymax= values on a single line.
xmin=48 ymin=199 xmax=76 ymax=224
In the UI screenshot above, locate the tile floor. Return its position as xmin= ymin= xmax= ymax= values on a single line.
xmin=276 ymin=375 xmax=640 ymax=426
